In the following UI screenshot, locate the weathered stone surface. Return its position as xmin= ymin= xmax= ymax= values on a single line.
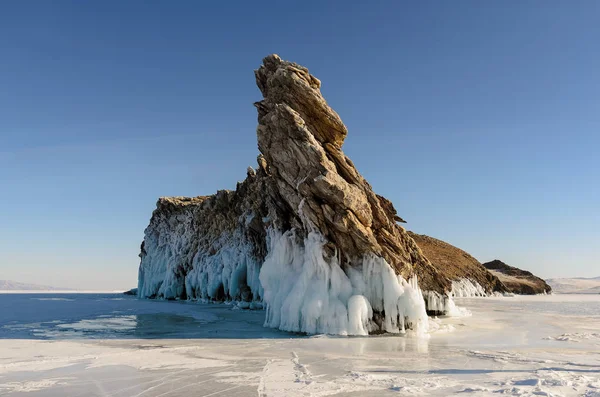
xmin=138 ymin=168 xmax=285 ymax=301
xmin=138 ymin=54 xmax=451 ymax=309
xmin=408 ymin=232 xmax=506 ymax=294
xmin=483 ymin=259 xmax=552 ymax=295
xmin=254 ymin=55 xmax=449 ymax=293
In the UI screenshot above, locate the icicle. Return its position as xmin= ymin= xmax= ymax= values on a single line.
xmin=450 ymin=279 xmax=487 ymax=298
xmin=259 ymin=228 xmax=430 ymax=336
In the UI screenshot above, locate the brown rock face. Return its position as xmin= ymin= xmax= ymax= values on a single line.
xmin=138 ymin=166 xmax=284 ymax=301
xmin=138 ymin=54 xmax=452 ymax=327
xmin=483 ymin=260 xmax=552 ymax=295
xmin=408 ymin=233 xmax=506 ymax=294
xmin=254 ymin=55 xmax=449 ymax=293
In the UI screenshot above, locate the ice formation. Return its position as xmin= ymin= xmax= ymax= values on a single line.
xmin=137 ymin=55 xmax=468 ymax=336
xmin=138 ymin=210 xmax=263 ymax=303
xmin=260 ymin=229 xmax=429 ymax=335
xmin=139 ymin=220 xmax=433 ymax=335
xmin=422 ymin=278 xmax=490 ymax=317
xmin=450 ymin=279 xmax=488 ymax=298
xmin=184 ymin=230 xmax=263 ymax=303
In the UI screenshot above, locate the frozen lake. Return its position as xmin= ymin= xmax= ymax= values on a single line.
xmin=0 ymin=293 xmax=599 ymax=396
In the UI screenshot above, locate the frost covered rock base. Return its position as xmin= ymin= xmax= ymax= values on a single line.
xmin=138 ymin=54 xmax=456 ymax=335
xmin=260 ymin=230 xmax=429 ymax=335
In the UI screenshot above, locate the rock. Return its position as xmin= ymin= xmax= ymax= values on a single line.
xmin=482 ymin=259 xmax=552 ymax=294
xmin=123 ymin=288 xmax=138 ymax=296
xmin=253 ymin=54 xmax=449 ymax=293
xmin=409 ymin=234 xmax=551 ymax=296
xmin=137 ymin=54 xmax=452 ymax=335
xmin=409 ymin=232 xmax=506 ymax=294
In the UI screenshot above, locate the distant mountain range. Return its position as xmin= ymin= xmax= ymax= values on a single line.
xmin=0 ymin=280 xmax=71 ymax=291
xmin=546 ymin=277 xmax=600 ymax=294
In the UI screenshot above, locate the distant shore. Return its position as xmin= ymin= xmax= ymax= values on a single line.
xmin=0 ymin=290 xmax=127 ymax=294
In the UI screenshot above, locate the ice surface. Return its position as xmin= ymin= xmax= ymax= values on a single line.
xmin=0 ymin=293 xmax=223 ymax=340
xmin=1 ymin=293 xmax=599 ymax=396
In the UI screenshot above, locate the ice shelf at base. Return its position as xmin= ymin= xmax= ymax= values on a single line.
xmin=259 ymin=229 xmax=429 ymax=336
xmin=137 ymin=224 xmax=263 ymax=303
xmin=138 ymin=222 xmax=473 ymax=335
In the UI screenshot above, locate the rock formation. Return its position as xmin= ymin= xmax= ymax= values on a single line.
xmin=408 ymin=233 xmax=551 ymax=296
xmin=253 ymin=55 xmax=448 ymax=294
xmin=138 ymin=55 xmax=454 ymax=335
xmin=483 ymin=260 xmax=552 ymax=294
xmin=408 ymin=233 xmax=506 ymax=295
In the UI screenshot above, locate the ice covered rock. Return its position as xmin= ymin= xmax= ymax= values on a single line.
xmin=138 ymin=54 xmax=453 ymax=335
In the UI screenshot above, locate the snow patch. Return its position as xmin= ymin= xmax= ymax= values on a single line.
xmin=544 ymin=333 xmax=600 ymax=343
xmin=0 ymin=378 xmax=72 ymax=393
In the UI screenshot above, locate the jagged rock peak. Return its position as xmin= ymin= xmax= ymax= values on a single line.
xmin=253 ymin=54 xmax=448 ymax=293
xmin=254 ymin=54 xmax=347 ymax=147
xmin=137 ymin=54 xmax=454 ymax=335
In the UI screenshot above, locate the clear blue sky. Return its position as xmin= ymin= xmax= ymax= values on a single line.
xmin=1 ymin=1 xmax=598 ymax=290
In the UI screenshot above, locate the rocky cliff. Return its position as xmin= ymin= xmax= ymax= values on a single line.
xmin=138 ymin=55 xmax=454 ymax=335
xmin=408 ymin=234 xmax=551 ymax=296
xmin=408 ymin=233 xmax=507 ymax=296
xmin=483 ymin=260 xmax=552 ymax=294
